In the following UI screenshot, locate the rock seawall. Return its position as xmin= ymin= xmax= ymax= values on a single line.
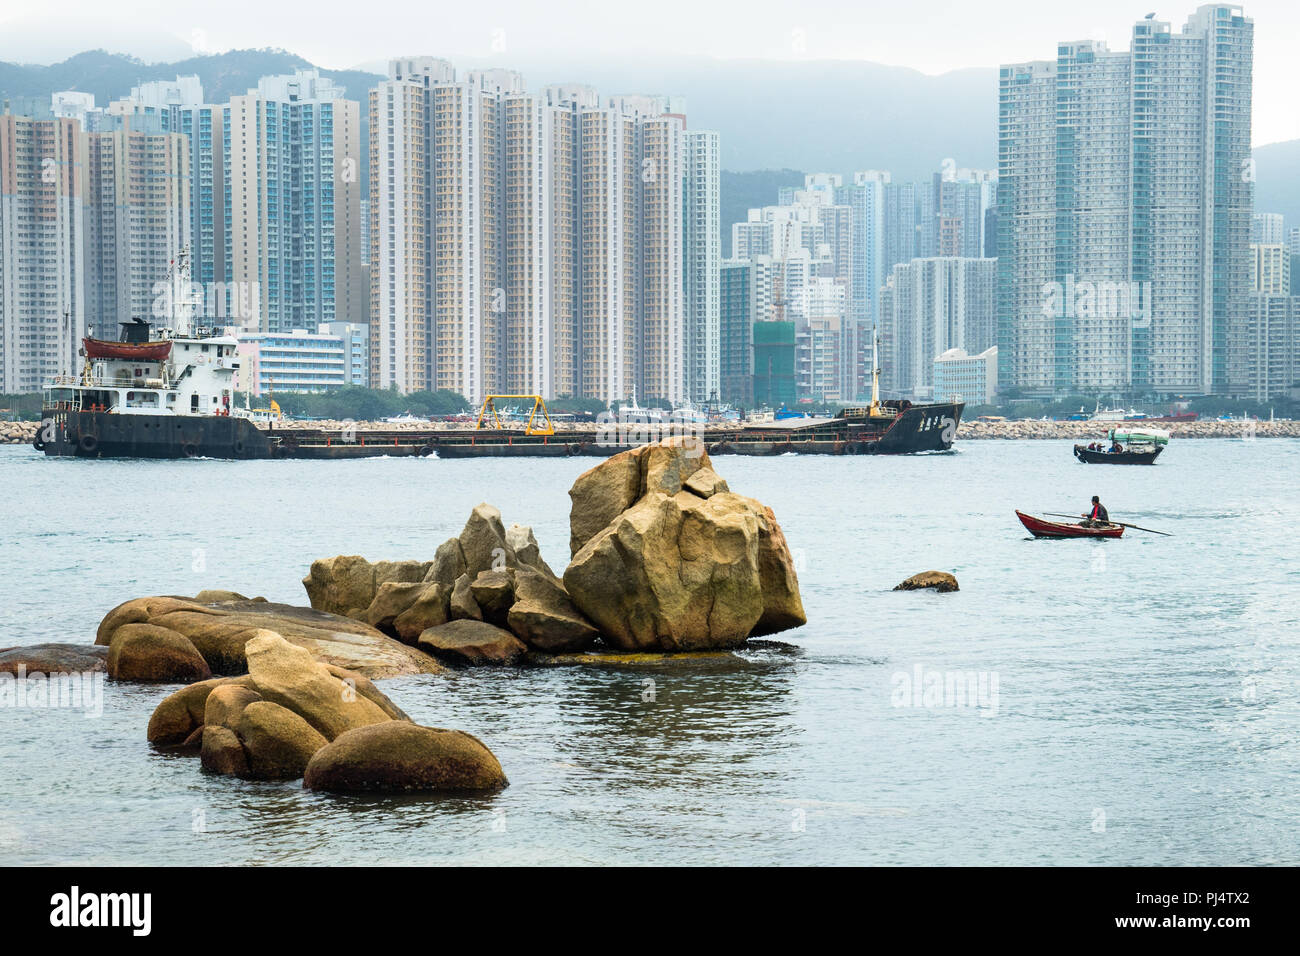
xmin=958 ymin=420 xmax=1299 ymax=440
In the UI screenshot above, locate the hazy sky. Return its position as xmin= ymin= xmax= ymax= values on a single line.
xmin=2 ymin=1 xmax=1294 ymax=144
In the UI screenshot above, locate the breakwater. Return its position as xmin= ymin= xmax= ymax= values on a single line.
xmin=956 ymin=419 xmax=1299 ymax=439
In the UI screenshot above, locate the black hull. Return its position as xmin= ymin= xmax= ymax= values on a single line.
xmin=35 ymin=410 xmax=430 ymax=460
xmin=35 ymin=401 xmax=964 ymax=460
xmin=38 ymin=409 xmax=276 ymax=459
xmin=1073 ymin=444 xmax=1163 ymax=465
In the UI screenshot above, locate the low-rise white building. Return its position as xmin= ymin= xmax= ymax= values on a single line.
xmin=235 ymin=329 xmax=348 ymax=395
xmin=933 ymin=345 xmax=998 ymax=405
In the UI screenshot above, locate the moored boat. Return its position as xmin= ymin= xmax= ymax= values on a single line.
xmin=1015 ymin=510 xmax=1124 ymax=539
xmin=1074 ymin=426 xmax=1167 ymax=465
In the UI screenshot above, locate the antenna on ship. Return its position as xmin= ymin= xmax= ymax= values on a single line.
xmin=169 ymin=248 xmax=195 ymax=337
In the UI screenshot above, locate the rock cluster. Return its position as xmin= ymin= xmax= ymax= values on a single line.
xmin=148 ymin=632 xmax=505 ymax=791
xmin=303 ymin=502 xmax=596 ymax=665
xmin=302 ymin=438 xmax=806 ymax=657
xmin=92 ymin=439 xmax=805 ymax=794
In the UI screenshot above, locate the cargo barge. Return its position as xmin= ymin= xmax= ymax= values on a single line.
xmin=37 ymin=284 xmax=962 ymax=460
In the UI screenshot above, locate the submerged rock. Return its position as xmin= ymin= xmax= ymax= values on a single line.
xmin=303 ymin=722 xmax=507 ymax=793
xmin=893 ymin=571 xmax=960 ymax=593
xmin=0 ymin=643 xmax=108 ymax=675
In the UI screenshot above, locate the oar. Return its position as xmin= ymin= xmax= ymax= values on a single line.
xmin=1042 ymin=513 xmax=1173 ymax=536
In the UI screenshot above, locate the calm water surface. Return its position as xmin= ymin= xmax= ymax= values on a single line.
xmin=1 ymin=438 xmax=1297 ymax=865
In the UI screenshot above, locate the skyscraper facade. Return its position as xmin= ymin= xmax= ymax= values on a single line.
xmin=998 ymin=4 xmax=1254 ymax=398
xmin=84 ymin=126 xmax=191 ymax=336
xmin=684 ymin=129 xmax=720 ymax=403
xmin=879 ymin=256 xmax=996 ymax=399
xmin=0 ymin=115 xmax=86 ymax=393
xmin=369 ymin=60 xmax=708 ymax=406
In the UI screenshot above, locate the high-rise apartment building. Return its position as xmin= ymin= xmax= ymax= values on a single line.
xmin=1252 ymin=212 xmax=1284 ymax=244
xmin=719 ymin=258 xmax=756 ymax=405
xmin=684 ymin=129 xmax=720 ymax=403
xmin=879 ymin=257 xmax=996 ymax=399
xmin=112 ymin=73 xmax=362 ymax=335
xmin=228 ymin=71 xmax=362 ymax=336
xmin=370 ymin=60 xmax=706 ymax=406
xmin=84 ymin=126 xmax=190 ymax=336
xmin=998 ymin=4 xmax=1254 ymax=398
xmin=0 ymin=115 xmax=86 ymax=393
xmin=1251 ymin=244 xmax=1291 ymax=294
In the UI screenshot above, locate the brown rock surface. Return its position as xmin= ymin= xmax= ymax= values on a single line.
xmin=416 ymin=619 xmax=528 ymax=666
xmin=106 ymin=623 xmax=212 ymax=683
xmin=0 ymin=644 xmax=108 ymax=675
xmin=893 ymin=571 xmax=960 ymax=593
xmin=303 ymin=722 xmax=507 ymax=793
xmin=96 ymin=596 xmax=440 ymax=679
xmin=506 ymin=569 xmax=599 ymax=652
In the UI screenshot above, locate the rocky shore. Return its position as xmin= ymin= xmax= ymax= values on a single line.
xmin=0 ymin=421 xmax=38 ymax=444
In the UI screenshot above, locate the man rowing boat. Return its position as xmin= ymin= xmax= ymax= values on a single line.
xmin=1080 ymin=495 xmax=1110 ymax=528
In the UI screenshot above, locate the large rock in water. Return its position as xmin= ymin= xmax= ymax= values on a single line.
xmin=303 ymin=722 xmax=507 ymax=793
xmin=96 ymin=595 xmax=440 ymax=679
xmin=562 ymin=439 xmax=806 ymax=650
xmin=302 ymin=556 xmax=432 ymax=618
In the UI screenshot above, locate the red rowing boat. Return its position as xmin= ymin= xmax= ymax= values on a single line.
xmin=82 ymin=337 xmax=173 ymax=361
xmin=1016 ymin=510 xmax=1124 ymax=539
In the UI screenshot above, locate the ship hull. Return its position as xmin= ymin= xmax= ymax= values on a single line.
xmin=35 ymin=401 xmax=964 ymax=460
xmin=37 ymin=409 xmax=276 ymax=459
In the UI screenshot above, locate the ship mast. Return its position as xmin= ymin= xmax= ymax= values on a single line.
xmin=869 ymin=326 xmax=882 ymax=416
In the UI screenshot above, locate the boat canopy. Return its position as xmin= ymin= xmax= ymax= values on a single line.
xmin=1109 ymin=427 xmax=1170 ymax=445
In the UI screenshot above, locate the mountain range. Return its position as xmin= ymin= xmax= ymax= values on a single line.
xmin=2 ymin=49 xmax=1297 ymax=240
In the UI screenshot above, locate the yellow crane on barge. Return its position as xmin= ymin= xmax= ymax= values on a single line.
xmin=474 ymin=394 xmax=555 ymax=436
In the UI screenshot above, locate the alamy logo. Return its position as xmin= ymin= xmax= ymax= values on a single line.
xmin=1041 ymin=274 xmax=1151 ymax=328
xmin=49 ymin=886 xmax=151 ymax=936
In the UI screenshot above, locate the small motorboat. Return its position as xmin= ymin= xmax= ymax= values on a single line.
xmin=1016 ymin=510 xmax=1124 ymax=539
xmin=1073 ymin=444 xmax=1163 ymax=465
